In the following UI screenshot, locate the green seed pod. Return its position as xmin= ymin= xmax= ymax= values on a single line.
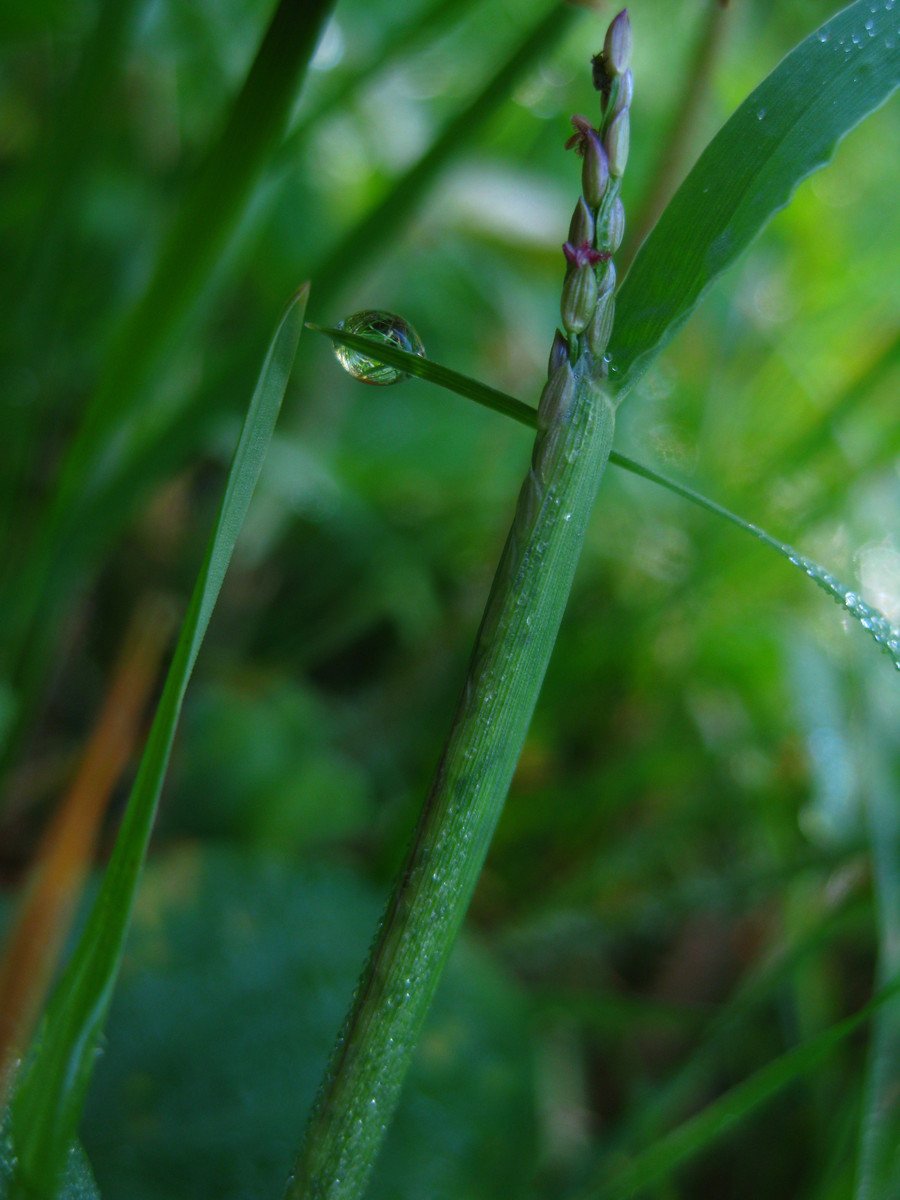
xmin=568 ymin=197 xmax=595 ymax=247
xmin=607 ymin=196 xmax=626 ymax=252
xmin=605 ymin=108 xmax=630 ymax=177
xmin=537 ymin=359 xmax=576 ymax=429
xmin=561 ymin=264 xmax=598 ymax=335
xmin=611 ymin=68 xmax=633 ymax=117
xmin=586 ymin=293 xmax=615 ymax=358
xmin=604 ymin=9 xmax=632 ymax=76
xmin=581 ymin=129 xmax=609 ymax=208
xmin=548 ymin=329 xmax=569 ymax=376
xmin=597 ymin=259 xmax=617 ymax=301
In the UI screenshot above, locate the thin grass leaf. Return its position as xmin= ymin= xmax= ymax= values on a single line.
xmin=574 ymin=981 xmax=900 ymax=1200
xmin=856 ymin=673 xmax=900 ymax=1199
xmin=4 ymin=285 xmax=308 ymax=1200
xmin=609 ymin=0 xmax=900 ymax=399
xmin=317 ymin=326 xmax=900 ymax=670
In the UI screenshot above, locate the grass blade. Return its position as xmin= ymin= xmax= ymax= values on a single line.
xmin=4 ymin=284 xmax=308 ymax=1199
xmin=609 ymin=1 xmax=900 ymax=398
xmin=577 ymin=982 xmax=900 ymax=1200
xmin=316 ymin=325 xmax=900 ymax=670
xmin=855 ymin=673 xmax=900 ymax=1198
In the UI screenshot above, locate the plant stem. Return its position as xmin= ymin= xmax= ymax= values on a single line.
xmin=288 ymin=359 xmax=616 ymax=1200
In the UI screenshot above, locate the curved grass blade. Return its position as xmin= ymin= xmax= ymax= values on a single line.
xmin=317 ymin=325 xmax=900 ymax=670
xmin=575 ymin=981 xmax=900 ymax=1200
xmin=5 ymin=285 xmax=309 ymax=1200
xmin=609 ymin=1 xmax=900 ymax=398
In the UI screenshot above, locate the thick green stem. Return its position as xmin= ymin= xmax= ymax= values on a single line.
xmin=288 ymin=364 xmax=616 ymax=1199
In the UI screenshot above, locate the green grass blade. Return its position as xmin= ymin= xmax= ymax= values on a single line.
xmin=855 ymin=674 xmax=900 ymax=1199
xmin=577 ymin=982 xmax=900 ymax=1200
xmin=316 ymin=325 xmax=900 ymax=670
xmin=5 ymin=285 xmax=308 ymax=1200
xmin=609 ymin=1 xmax=900 ymax=398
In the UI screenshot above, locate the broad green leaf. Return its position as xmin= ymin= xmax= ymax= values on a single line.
xmin=575 ymin=982 xmax=900 ymax=1200
xmin=80 ymin=846 xmax=536 ymax=1200
xmin=317 ymin=325 xmax=900 ymax=670
xmin=609 ymin=1 xmax=900 ymax=398
xmin=5 ymin=285 xmax=308 ymax=1199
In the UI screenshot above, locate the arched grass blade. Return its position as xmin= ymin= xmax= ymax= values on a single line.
xmin=574 ymin=981 xmax=900 ymax=1200
xmin=609 ymin=0 xmax=900 ymax=398
xmin=316 ymin=325 xmax=900 ymax=670
xmin=4 ymin=285 xmax=308 ymax=1200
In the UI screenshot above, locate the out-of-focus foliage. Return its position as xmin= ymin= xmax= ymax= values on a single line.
xmin=0 ymin=0 xmax=897 ymax=1196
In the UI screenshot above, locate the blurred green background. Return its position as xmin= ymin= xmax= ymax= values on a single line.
xmin=1 ymin=0 xmax=898 ymax=1196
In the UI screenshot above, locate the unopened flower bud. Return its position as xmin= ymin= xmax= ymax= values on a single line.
xmin=561 ymin=263 xmax=598 ymax=335
xmin=597 ymin=259 xmax=617 ymax=301
xmin=606 ymin=196 xmax=626 ymax=252
xmin=604 ymin=10 xmax=632 ymax=76
xmin=605 ymin=108 xmax=630 ymax=177
xmin=568 ymin=197 xmax=595 ymax=247
xmin=581 ymin=129 xmax=609 ymax=208
xmin=538 ymin=360 xmax=576 ymax=428
xmin=548 ymin=329 xmax=569 ymax=376
xmin=586 ymin=293 xmax=615 ymax=357
xmin=611 ymin=68 xmax=633 ymax=118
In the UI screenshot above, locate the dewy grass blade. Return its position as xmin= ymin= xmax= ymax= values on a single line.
xmin=5 ymin=285 xmax=308 ymax=1199
xmin=316 ymin=325 xmax=900 ymax=670
xmin=573 ymin=981 xmax=900 ymax=1200
xmin=609 ymin=0 xmax=900 ymax=400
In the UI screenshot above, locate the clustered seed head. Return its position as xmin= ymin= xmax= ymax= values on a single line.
xmin=551 ymin=8 xmax=632 ymax=363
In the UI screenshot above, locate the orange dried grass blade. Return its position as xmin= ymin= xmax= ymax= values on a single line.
xmin=0 ymin=595 xmax=174 ymax=1103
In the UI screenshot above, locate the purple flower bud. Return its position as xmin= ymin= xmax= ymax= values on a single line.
xmin=581 ymin=129 xmax=609 ymax=207
xmin=548 ymin=329 xmax=569 ymax=376
xmin=568 ymin=197 xmax=595 ymax=247
xmin=607 ymin=196 xmax=626 ymax=252
xmin=604 ymin=10 xmax=632 ymax=76
xmin=605 ymin=108 xmax=630 ymax=177
xmin=561 ymin=263 xmax=599 ymax=335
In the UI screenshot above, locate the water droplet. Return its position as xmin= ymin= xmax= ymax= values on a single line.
xmin=865 ymin=16 xmax=876 ymax=33
xmin=333 ymin=310 xmax=425 ymax=386
xmin=818 ymin=29 xmax=830 ymax=42
xmin=886 ymin=0 xmax=894 ymax=11
xmin=757 ymin=108 xmax=767 ymax=120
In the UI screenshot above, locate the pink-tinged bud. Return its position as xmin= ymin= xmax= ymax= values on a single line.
xmin=607 ymin=196 xmax=626 ymax=252
xmin=604 ymin=10 xmax=632 ymax=76
xmin=548 ymin=329 xmax=569 ymax=376
xmin=568 ymin=197 xmax=595 ymax=247
xmin=586 ymin=293 xmax=615 ymax=357
xmin=611 ymin=68 xmax=633 ymax=117
xmin=561 ymin=263 xmax=599 ymax=335
xmin=581 ymin=128 xmax=609 ymax=207
xmin=605 ymin=108 xmax=630 ymax=177
xmin=563 ymin=241 xmax=610 ymax=269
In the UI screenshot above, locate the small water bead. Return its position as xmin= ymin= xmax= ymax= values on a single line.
xmin=333 ymin=310 xmax=425 ymax=386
